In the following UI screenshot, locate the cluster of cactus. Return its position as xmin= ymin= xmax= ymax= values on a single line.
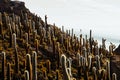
xmin=0 ymin=0 xmax=118 ymax=80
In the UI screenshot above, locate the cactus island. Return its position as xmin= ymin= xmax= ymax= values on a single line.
xmin=0 ymin=0 xmax=120 ymax=80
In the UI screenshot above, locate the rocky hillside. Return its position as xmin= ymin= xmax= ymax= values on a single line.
xmin=0 ymin=0 xmax=119 ymax=80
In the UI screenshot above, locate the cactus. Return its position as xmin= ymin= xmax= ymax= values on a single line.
xmin=89 ymin=30 xmax=92 ymax=53
xmin=0 ymin=22 xmax=3 ymax=36
xmin=61 ymin=34 xmax=64 ymax=44
xmin=95 ymin=55 xmax=101 ymax=70
xmin=2 ymin=51 xmax=6 ymax=80
xmin=68 ymin=29 xmax=70 ymax=36
xmin=80 ymin=34 xmax=82 ymax=53
xmin=46 ymin=60 xmax=51 ymax=73
xmin=82 ymin=47 xmax=87 ymax=60
xmin=26 ymin=54 xmax=32 ymax=80
xmin=14 ymin=48 xmax=19 ymax=74
xmin=12 ymin=33 xmax=17 ymax=49
xmin=92 ymin=67 xmax=97 ymax=80
xmin=12 ymin=22 xmax=16 ymax=33
xmin=24 ymin=70 xmax=29 ymax=80
xmin=83 ymin=57 xmax=88 ymax=80
xmin=67 ymin=58 xmax=72 ymax=77
xmin=71 ymin=28 xmax=73 ymax=38
xmin=100 ymin=69 xmax=107 ymax=80
xmin=109 ymin=43 xmax=116 ymax=56
xmin=65 ymin=38 xmax=68 ymax=51
xmin=0 ymin=12 xmax=2 ymax=23
xmin=56 ymin=70 xmax=59 ymax=80
xmin=62 ymin=26 xmax=64 ymax=33
xmin=33 ymin=30 xmax=37 ymax=42
xmin=25 ymin=33 xmax=28 ymax=44
xmin=34 ymin=39 xmax=38 ymax=52
xmin=42 ymin=70 xmax=48 ymax=80
xmin=7 ymin=63 xmax=11 ymax=80
xmin=88 ymin=55 xmax=92 ymax=70
xmin=15 ymin=24 xmax=19 ymax=37
xmin=52 ymin=37 xmax=56 ymax=58
xmin=57 ymin=42 xmax=60 ymax=69
xmin=94 ymin=40 xmax=99 ymax=55
xmin=112 ymin=73 xmax=117 ymax=80
xmin=8 ymin=24 xmax=12 ymax=47
xmin=60 ymin=54 xmax=71 ymax=80
xmin=44 ymin=15 xmax=48 ymax=29
xmin=102 ymin=38 xmax=106 ymax=50
xmin=32 ymin=51 xmax=37 ymax=80
xmin=106 ymin=60 xmax=111 ymax=80
xmin=76 ymin=52 xmax=80 ymax=67
xmin=45 ymin=15 xmax=49 ymax=38
xmin=19 ymin=23 xmax=23 ymax=38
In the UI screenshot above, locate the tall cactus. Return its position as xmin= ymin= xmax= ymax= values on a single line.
xmin=26 ymin=54 xmax=32 ymax=80
xmin=52 ymin=37 xmax=56 ymax=58
xmin=33 ymin=30 xmax=37 ymax=42
xmin=0 ymin=22 xmax=3 ymax=36
xmin=46 ymin=60 xmax=51 ymax=73
xmin=80 ymin=34 xmax=82 ymax=53
xmin=88 ymin=55 xmax=92 ymax=70
xmin=34 ymin=39 xmax=38 ymax=52
xmin=14 ymin=48 xmax=19 ymax=74
xmin=61 ymin=54 xmax=70 ymax=80
xmin=76 ymin=52 xmax=80 ymax=67
xmin=102 ymin=38 xmax=106 ymax=50
xmin=8 ymin=24 xmax=12 ymax=47
xmin=92 ymin=67 xmax=97 ymax=80
xmin=71 ymin=28 xmax=73 ymax=38
xmin=112 ymin=73 xmax=117 ymax=80
xmin=24 ymin=70 xmax=29 ymax=80
xmin=12 ymin=33 xmax=17 ymax=49
xmin=57 ymin=43 xmax=60 ymax=69
xmin=89 ymin=30 xmax=92 ymax=53
xmin=62 ymin=26 xmax=64 ymax=33
xmin=100 ymin=69 xmax=107 ymax=80
xmin=67 ymin=58 xmax=72 ymax=77
xmin=2 ymin=51 xmax=6 ymax=80
xmin=95 ymin=55 xmax=101 ymax=70
xmin=32 ymin=51 xmax=37 ymax=80
xmin=56 ymin=70 xmax=59 ymax=80
xmin=0 ymin=12 xmax=2 ymax=23
xmin=25 ymin=33 xmax=28 ymax=44
xmin=106 ymin=60 xmax=111 ymax=80
xmin=7 ymin=63 xmax=11 ymax=80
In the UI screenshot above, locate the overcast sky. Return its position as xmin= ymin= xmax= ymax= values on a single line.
xmin=17 ymin=0 xmax=120 ymax=41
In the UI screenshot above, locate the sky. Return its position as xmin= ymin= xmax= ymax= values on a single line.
xmin=14 ymin=0 xmax=120 ymax=45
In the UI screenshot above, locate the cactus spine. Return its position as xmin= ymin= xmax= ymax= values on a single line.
xmin=32 ymin=51 xmax=37 ymax=80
